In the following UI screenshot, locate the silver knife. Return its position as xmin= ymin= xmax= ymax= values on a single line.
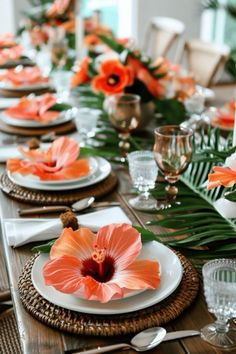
xmin=68 ymin=330 xmax=200 ymax=354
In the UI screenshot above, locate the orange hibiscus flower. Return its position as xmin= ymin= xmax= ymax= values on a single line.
xmin=71 ymin=57 xmax=90 ymax=87
xmin=0 ymin=45 xmax=23 ymax=64
xmin=127 ymin=55 xmax=165 ymax=98
xmin=7 ymin=137 xmax=90 ymax=181
xmin=46 ymin=0 xmax=71 ymax=18
xmin=0 ymin=66 xmax=48 ymax=86
xmin=43 ymin=224 xmax=160 ymax=303
xmin=4 ymin=93 xmax=59 ymax=123
xmin=207 ymin=166 xmax=236 ymax=190
xmin=91 ymin=59 xmax=134 ymax=95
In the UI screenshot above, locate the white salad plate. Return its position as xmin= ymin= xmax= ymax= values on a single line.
xmin=8 ymin=156 xmax=111 ymax=191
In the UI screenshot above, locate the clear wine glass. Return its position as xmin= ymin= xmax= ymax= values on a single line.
xmin=127 ymin=150 xmax=158 ymax=210
xmin=153 ymin=125 xmax=193 ymax=205
xmin=201 ymin=258 xmax=236 ymax=349
xmin=107 ymin=94 xmax=141 ymax=153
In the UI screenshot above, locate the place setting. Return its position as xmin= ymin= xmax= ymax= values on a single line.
xmin=0 ymin=92 xmax=77 ymax=135
xmin=15 ymin=221 xmax=199 ymax=337
xmin=0 ymin=136 xmax=117 ymax=204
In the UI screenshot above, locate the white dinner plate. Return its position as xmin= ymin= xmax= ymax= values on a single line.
xmin=12 ymin=156 xmax=98 ymax=185
xmin=31 ymin=241 xmax=183 ymax=315
xmin=0 ymin=109 xmax=74 ymax=128
xmin=8 ymin=156 xmax=111 ymax=191
xmin=0 ymin=81 xmax=50 ymax=91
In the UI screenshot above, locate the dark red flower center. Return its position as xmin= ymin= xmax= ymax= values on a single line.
xmin=107 ymin=74 xmax=120 ymax=86
xmin=81 ymin=255 xmax=115 ymax=283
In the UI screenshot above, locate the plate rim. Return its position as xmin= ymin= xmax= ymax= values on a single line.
xmin=8 ymin=156 xmax=111 ymax=191
xmin=31 ymin=241 xmax=183 ymax=315
xmin=0 ymin=109 xmax=74 ymax=128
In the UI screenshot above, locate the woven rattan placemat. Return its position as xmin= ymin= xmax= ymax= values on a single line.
xmin=0 ymin=172 xmax=118 ymax=205
xmin=0 ymin=119 xmax=76 ymax=136
xmin=18 ymin=251 xmax=199 ymax=336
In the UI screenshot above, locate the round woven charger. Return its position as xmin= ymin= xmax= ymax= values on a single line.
xmin=0 ymin=87 xmax=49 ymax=98
xmin=0 ymin=119 xmax=76 ymax=136
xmin=0 ymin=172 xmax=118 ymax=205
xmin=18 ymin=252 xmax=199 ymax=336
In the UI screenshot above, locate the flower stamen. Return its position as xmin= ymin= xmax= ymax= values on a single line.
xmin=92 ymin=244 xmax=106 ymax=277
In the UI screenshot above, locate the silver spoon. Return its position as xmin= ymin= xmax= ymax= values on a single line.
xmin=18 ymin=196 xmax=120 ymax=216
xmin=71 ymin=328 xmax=200 ymax=354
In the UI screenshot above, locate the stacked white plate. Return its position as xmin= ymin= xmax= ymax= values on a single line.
xmin=8 ymin=156 xmax=112 ymax=191
xmin=31 ymin=241 xmax=183 ymax=315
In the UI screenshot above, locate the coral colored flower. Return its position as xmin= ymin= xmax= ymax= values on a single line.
xmin=4 ymin=93 xmax=59 ymax=123
xmin=84 ymin=34 xmax=101 ymax=47
xmin=0 ymin=67 xmax=48 ymax=86
xmin=92 ymin=59 xmax=134 ymax=95
xmin=0 ymin=45 xmax=23 ymax=65
xmin=71 ymin=57 xmax=90 ymax=87
xmin=0 ymin=33 xmax=16 ymax=47
xmin=211 ymin=109 xmax=234 ymax=129
xmin=127 ymin=55 xmax=165 ymax=98
xmin=46 ymin=0 xmax=71 ymax=18
xmin=207 ymin=166 xmax=236 ymax=190
xmin=43 ymin=224 xmax=160 ymax=303
xmin=7 ymin=137 xmax=90 ymax=181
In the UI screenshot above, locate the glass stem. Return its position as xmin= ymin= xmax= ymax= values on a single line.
xmin=215 ymin=320 xmax=230 ymax=334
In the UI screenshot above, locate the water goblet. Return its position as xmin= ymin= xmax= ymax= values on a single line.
xmin=127 ymin=150 xmax=158 ymax=211
xmin=50 ymin=70 xmax=72 ymax=102
xmin=201 ymin=258 xmax=236 ymax=349
xmin=73 ymin=107 xmax=101 ymax=145
xmin=153 ymin=125 xmax=193 ymax=204
xmin=107 ymin=94 xmax=141 ymax=153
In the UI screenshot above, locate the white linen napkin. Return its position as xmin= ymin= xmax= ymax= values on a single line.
xmin=0 ymin=145 xmax=22 ymax=162
xmin=0 ymin=97 xmax=19 ymax=109
xmin=3 ymin=207 xmax=131 ymax=247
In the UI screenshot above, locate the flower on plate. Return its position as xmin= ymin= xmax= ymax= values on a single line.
xmin=207 ymin=153 xmax=236 ymax=190
xmin=0 ymin=33 xmax=16 ymax=47
xmin=91 ymin=59 xmax=134 ymax=95
xmin=43 ymin=223 xmax=160 ymax=303
xmin=0 ymin=45 xmax=23 ymax=65
xmin=7 ymin=136 xmax=90 ymax=181
xmin=4 ymin=93 xmax=59 ymax=123
xmin=0 ymin=66 xmax=48 ymax=86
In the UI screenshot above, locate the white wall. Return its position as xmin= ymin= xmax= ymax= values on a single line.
xmin=0 ymin=0 xmax=15 ymax=34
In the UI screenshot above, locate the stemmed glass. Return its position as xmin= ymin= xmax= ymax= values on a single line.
xmin=107 ymin=94 xmax=141 ymax=153
xmin=201 ymin=258 xmax=236 ymax=349
xmin=127 ymin=150 xmax=158 ymax=210
xmin=153 ymin=125 xmax=193 ymax=204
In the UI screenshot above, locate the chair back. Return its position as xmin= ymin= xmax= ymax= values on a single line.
xmin=180 ymin=39 xmax=230 ymax=87
xmin=143 ymin=16 xmax=185 ymax=60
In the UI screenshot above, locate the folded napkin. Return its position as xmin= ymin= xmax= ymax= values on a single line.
xmin=3 ymin=207 xmax=131 ymax=247
xmin=0 ymin=97 xmax=19 ymax=109
xmin=0 ymin=66 xmax=48 ymax=86
xmin=0 ymin=145 xmax=22 ymax=162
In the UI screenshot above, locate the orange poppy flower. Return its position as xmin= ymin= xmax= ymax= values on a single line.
xmin=91 ymin=59 xmax=134 ymax=95
xmin=43 ymin=224 xmax=160 ymax=303
xmin=7 ymin=136 xmax=90 ymax=181
xmin=127 ymin=55 xmax=165 ymax=98
xmin=84 ymin=34 xmax=101 ymax=47
xmin=71 ymin=57 xmax=90 ymax=87
xmin=207 ymin=166 xmax=236 ymax=190
xmin=4 ymin=93 xmax=59 ymax=123
xmin=211 ymin=109 xmax=234 ymax=130
xmin=0 ymin=67 xmax=48 ymax=86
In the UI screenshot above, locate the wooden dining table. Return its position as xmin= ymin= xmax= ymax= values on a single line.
xmin=0 ymin=83 xmax=236 ymax=354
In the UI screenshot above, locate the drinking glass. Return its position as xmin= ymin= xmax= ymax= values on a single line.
xmin=50 ymin=70 xmax=72 ymax=102
xmin=153 ymin=125 xmax=193 ymax=203
xmin=107 ymin=94 xmax=141 ymax=152
xmin=127 ymin=150 xmax=158 ymax=210
xmin=73 ymin=107 xmax=101 ymax=145
xmin=201 ymin=258 xmax=236 ymax=349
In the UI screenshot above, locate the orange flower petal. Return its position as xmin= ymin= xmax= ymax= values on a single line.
xmin=50 ymin=227 xmax=95 ymax=260
xmin=95 ymin=223 xmax=141 ymax=270
xmin=43 ymin=255 xmax=83 ymax=293
xmin=207 ymin=166 xmax=236 ymax=189
xmin=81 ymin=276 xmax=123 ymax=303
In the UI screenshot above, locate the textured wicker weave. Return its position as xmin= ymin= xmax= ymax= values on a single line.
xmin=18 ymin=252 xmax=199 ymax=336
xmin=0 ymin=309 xmax=22 ymax=354
xmin=0 ymin=172 xmax=118 ymax=206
